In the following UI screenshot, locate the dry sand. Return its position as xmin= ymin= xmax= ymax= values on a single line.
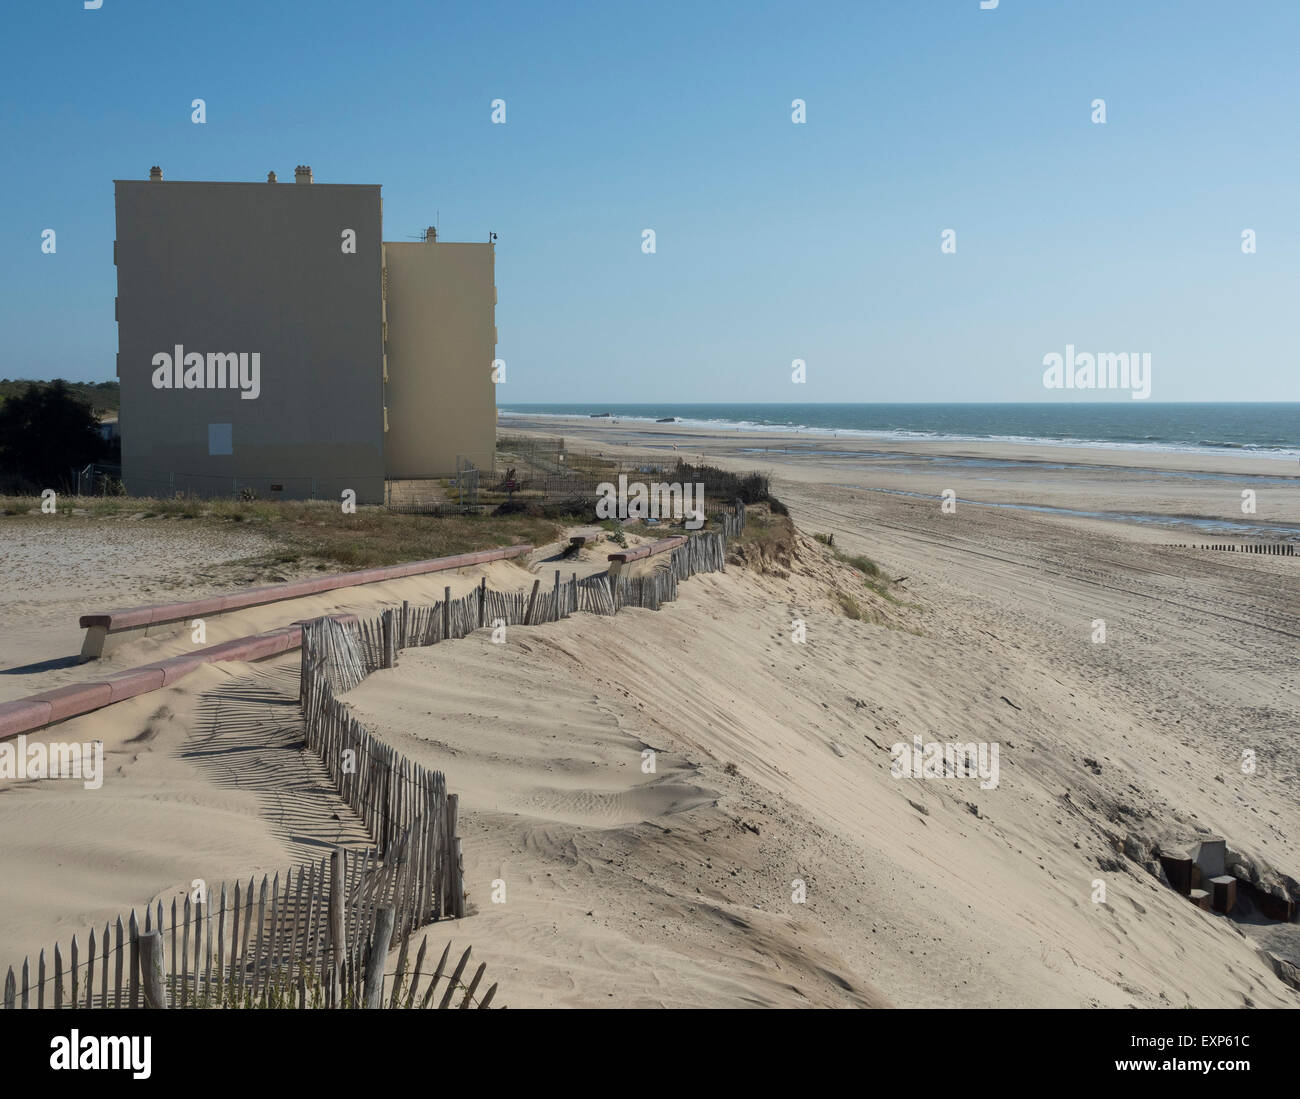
xmin=0 ymin=523 xmax=648 ymax=965
xmin=328 ymin=414 xmax=1292 ymax=1008
xmin=0 ymin=523 xmax=547 ymax=704
xmin=0 ymin=521 xmax=287 ymax=700
xmin=340 ymin=530 xmax=1297 ymax=1007
xmin=1 ymin=416 xmax=1297 ymax=1008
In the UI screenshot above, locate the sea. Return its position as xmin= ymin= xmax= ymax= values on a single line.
xmin=500 ymin=403 xmax=1300 ymax=462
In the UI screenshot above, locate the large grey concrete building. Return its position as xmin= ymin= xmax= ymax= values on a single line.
xmin=114 ymin=165 xmax=496 ymax=503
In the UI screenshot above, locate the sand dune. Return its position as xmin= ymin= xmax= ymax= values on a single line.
xmin=341 ymin=521 xmax=1296 ymax=1006
xmin=2 ymin=421 xmax=1297 ymax=1008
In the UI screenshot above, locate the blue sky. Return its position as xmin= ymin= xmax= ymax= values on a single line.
xmin=2 ymin=0 xmax=1296 ymax=402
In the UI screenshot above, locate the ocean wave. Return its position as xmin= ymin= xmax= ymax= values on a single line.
xmin=498 ymin=409 xmax=1300 ymax=462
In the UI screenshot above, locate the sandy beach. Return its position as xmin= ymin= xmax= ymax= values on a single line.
xmin=502 ymin=413 xmax=1300 ymax=529
xmin=10 ymin=0 xmax=1300 ymax=1065
xmin=420 ymin=414 xmax=1296 ymax=1005
xmin=1 ymin=417 xmax=1297 ymax=1008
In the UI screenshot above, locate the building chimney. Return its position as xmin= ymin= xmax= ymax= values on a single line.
xmin=425 ymin=226 xmax=437 ymax=243
xmin=149 ymin=166 xmax=163 ymax=181
xmin=267 ymin=170 xmax=277 ymax=183
xmin=294 ymin=165 xmax=313 ymax=184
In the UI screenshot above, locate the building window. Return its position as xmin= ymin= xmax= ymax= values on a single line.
xmin=208 ymin=423 xmax=233 ymax=456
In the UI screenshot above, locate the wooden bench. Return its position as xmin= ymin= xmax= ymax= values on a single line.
xmin=607 ymin=535 xmax=688 ymax=580
xmin=78 ymin=544 xmax=532 ymax=660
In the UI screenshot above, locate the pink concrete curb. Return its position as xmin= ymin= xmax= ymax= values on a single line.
xmin=0 ymin=614 xmax=359 ymax=742
xmin=0 ymin=700 xmax=53 ymax=740
xmin=79 ymin=545 xmax=533 ymax=632
xmin=104 ymin=667 xmax=166 ymax=703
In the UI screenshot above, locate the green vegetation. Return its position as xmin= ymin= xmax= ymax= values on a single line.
xmin=0 ymin=495 xmax=566 ymax=571
xmin=671 ymin=461 xmax=776 ymax=508
xmin=598 ymin=518 xmax=629 ymax=547
xmin=839 ymin=552 xmax=883 ymax=580
xmin=728 ymin=505 xmax=792 ymax=555
xmin=818 ymin=534 xmax=897 ymax=603
xmin=490 ymin=439 xmax=786 ymax=518
xmin=0 ymin=378 xmax=118 ymax=415
xmin=0 ymin=380 xmax=115 ymax=492
xmin=835 ymin=591 xmax=863 ymax=620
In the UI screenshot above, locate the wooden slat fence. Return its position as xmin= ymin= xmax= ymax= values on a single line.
xmin=3 ymin=853 xmax=495 ymax=1009
xmin=4 ymin=509 xmax=749 ymax=1011
xmin=717 ymin=498 xmax=746 ymax=540
xmin=300 ymin=619 xmax=462 ymax=922
xmin=314 ymin=517 xmax=742 ymax=654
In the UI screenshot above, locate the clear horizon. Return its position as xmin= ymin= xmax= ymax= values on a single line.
xmin=3 ymin=1 xmax=1298 ymax=403
xmin=498 ymin=401 xmax=1300 ymax=456
xmin=499 ymin=400 xmax=1300 ymax=406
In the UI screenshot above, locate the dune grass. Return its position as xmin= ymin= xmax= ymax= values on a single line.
xmin=836 ymin=590 xmax=864 ymax=619
xmin=0 ymin=494 xmax=566 ymax=571
xmin=815 ymin=532 xmax=897 ymax=603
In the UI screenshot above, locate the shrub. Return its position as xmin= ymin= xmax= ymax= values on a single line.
xmin=0 ymin=381 xmax=109 ymax=490
xmin=836 ymin=591 xmax=862 ymax=619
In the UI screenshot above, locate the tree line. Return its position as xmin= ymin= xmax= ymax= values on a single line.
xmin=0 ymin=380 xmax=120 ymax=493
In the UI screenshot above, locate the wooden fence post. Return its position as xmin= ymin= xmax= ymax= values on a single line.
xmin=113 ymin=916 xmax=123 ymax=1008
xmin=363 ymin=906 xmax=396 ymax=1008
xmin=138 ymin=931 xmax=168 ymax=1009
xmin=445 ymin=793 xmax=465 ymax=919
xmin=443 ymin=587 xmax=451 ymax=639
xmin=437 ymin=947 xmax=472 ymax=1009
xmin=387 ymin=609 xmax=402 ymax=668
xmin=127 ymin=910 xmax=139 ymax=1007
xmin=459 ymin=962 xmax=486 ymax=1008
xmin=329 ymin=848 xmax=346 ymax=1004
xmin=524 ymin=579 xmax=541 ymax=625
xmin=453 ymin=837 xmax=466 ymax=919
